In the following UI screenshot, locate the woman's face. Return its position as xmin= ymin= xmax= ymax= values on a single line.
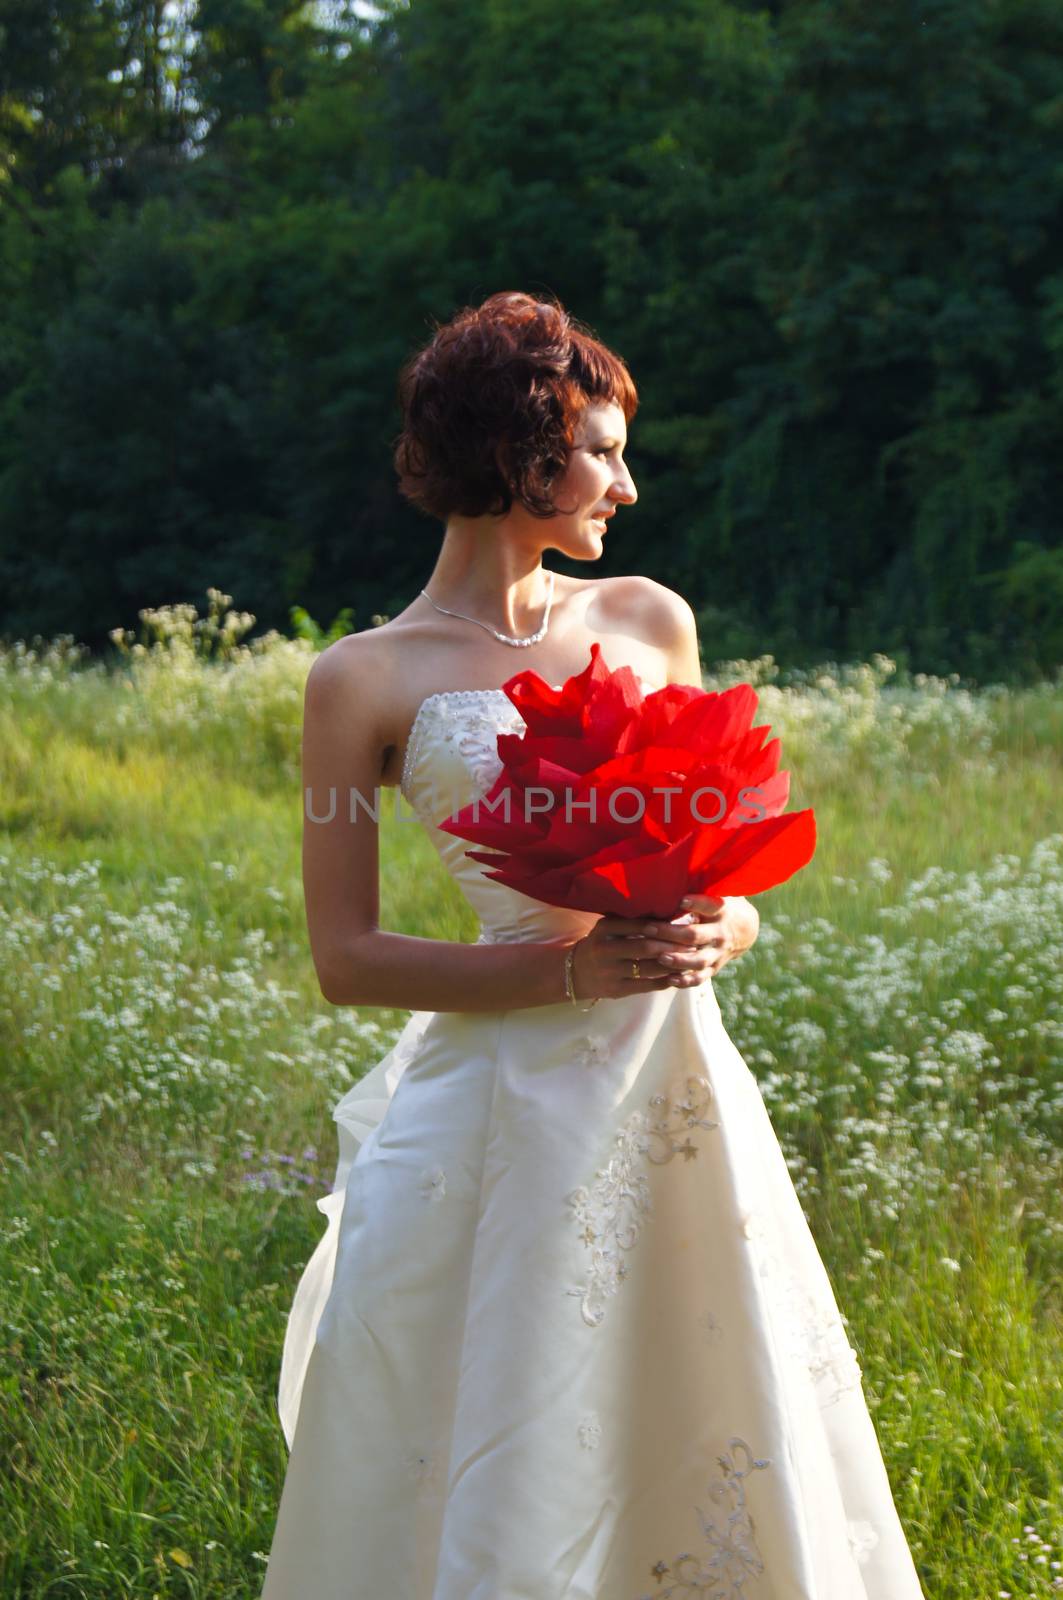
xmin=542 ymin=398 xmax=637 ymax=560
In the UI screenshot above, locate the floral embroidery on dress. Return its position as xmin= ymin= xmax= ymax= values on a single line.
xmin=636 ymin=1437 xmax=771 ymax=1599
xmin=565 ymin=1075 xmax=720 ymax=1327
xmin=847 ymin=1518 xmax=880 ymax=1566
xmin=575 ymin=1033 xmax=611 ymax=1069
xmin=577 ymin=1411 xmax=602 ymax=1450
xmin=417 ymin=1165 xmax=447 ymax=1204
xmin=455 ymin=709 xmax=526 ymax=799
xmin=643 ymin=1078 xmax=720 ymax=1164
xmin=740 ymin=1206 xmax=864 ymax=1406
xmin=401 ymin=689 xmax=525 ymax=813
xmin=434 ymin=700 xmax=460 ymax=746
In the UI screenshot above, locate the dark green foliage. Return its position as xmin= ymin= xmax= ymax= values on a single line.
xmin=0 ymin=0 xmax=1060 ymax=679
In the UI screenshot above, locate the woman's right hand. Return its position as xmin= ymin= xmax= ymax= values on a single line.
xmin=568 ymin=913 xmax=706 ymax=1001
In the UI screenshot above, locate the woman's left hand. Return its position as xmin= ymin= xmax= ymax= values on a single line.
xmin=648 ymin=894 xmax=760 ymax=984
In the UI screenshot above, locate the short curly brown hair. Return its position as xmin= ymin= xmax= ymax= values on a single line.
xmin=392 ymin=290 xmax=638 ymax=522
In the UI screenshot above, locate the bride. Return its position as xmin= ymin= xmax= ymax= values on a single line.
xmin=261 ymin=291 xmax=927 ymax=1598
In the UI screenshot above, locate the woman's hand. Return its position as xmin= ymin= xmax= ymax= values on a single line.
xmin=568 ymin=895 xmax=759 ymax=1001
xmin=659 ymin=894 xmax=760 ymax=980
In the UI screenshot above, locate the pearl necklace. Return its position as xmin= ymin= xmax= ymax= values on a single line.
xmin=419 ymin=568 xmax=555 ymax=647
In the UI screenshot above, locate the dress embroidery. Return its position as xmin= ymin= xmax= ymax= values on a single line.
xmin=575 ymin=1032 xmax=611 ymax=1069
xmin=577 ymin=1411 xmax=602 ymax=1450
xmin=455 ymin=711 xmax=526 ymax=797
xmin=417 ymin=1165 xmax=447 ymax=1204
xmin=637 ymin=1437 xmax=772 ymax=1599
xmin=565 ymin=1075 xmax=720 ymax=1327
xmin=848 ymin=1518 xmax=880 ymax=1566
xmin=400 ymin=689 xmax=526 ymax=810
xmin=740 ymin=1206 xmax=864 ymax=1405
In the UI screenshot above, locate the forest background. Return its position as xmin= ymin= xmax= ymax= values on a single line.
xmin=2 ymin=0 xmax=1063 ymax=683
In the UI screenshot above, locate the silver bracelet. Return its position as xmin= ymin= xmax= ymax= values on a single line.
xmin=563 ymin=941 xmax=600 ymax=1010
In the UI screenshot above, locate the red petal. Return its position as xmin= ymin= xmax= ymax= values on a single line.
xmin=688 ymin=809 xmax=818 ymax=894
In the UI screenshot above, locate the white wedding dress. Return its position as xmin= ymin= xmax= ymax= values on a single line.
xmin=261 ymin=676 xmax=927 ymax=1600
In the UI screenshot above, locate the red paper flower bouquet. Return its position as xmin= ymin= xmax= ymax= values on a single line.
xmin=438 ymin=642 xmax=816 ymax=921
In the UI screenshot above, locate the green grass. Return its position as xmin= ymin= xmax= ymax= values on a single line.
xmin=1 ymin=603 xmax=1060 ymax=1598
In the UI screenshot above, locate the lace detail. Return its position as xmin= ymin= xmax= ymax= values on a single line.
xmin=564 ymin=1075 xmax=720 ymax=1327
xmin=636 ymin=1437 xmax=772 ymax=1599
xmin=740 ymin=1207 xmax=864 ymax=1406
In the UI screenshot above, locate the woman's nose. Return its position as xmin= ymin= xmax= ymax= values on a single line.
xmin=612 ymin=472 xmax=637 ymax=506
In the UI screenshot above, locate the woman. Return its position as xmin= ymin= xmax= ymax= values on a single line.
xmin=261 ymin=292 xmax=927 ymax=1598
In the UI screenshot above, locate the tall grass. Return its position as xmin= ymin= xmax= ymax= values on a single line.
xmin=1 ymin=594 xmax=1060 ymax=1598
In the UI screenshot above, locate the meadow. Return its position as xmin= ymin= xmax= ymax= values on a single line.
xmin=0 ymin=591 xmax=1060 ymax=1598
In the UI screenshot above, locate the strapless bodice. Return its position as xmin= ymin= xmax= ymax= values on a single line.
xmin=399 ymin=679 xmax=658 ymax=946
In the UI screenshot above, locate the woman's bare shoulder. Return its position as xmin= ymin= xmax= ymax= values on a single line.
xmin=303 ymin=628 xmax=401 ymax=738
xmin=305 ymin=627 xmax=379 ymax=696
xmin=587 ymin=573 xmax=697 ymax=644
xmin=304 ymin=617 xmax=459 ymax=784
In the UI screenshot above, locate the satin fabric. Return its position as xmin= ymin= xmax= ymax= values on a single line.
xmin=261 ymin=678 xmax=927 ymax=1600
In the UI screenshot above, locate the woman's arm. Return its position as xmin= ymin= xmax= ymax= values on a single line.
xmin=301 ymin=638 xmax=571 ymax=1013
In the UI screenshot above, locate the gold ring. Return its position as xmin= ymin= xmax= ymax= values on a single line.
xmin=631 ymin=958 xmax=640 ymax=980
